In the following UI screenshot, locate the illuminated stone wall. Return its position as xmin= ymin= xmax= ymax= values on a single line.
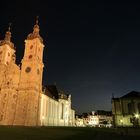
xmin=0 ymin=29 xmax=20 ymax=125
xmin=0 ymin=20 xmax=75 ymax=126
xmin=40 ymin=92 xmax=75 ymax=126
xmin=112 ymin=92 xmax=140 ymax=127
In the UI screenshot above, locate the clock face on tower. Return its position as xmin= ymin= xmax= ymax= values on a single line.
xmin=25 ymin=67 xmax=31 ymax=73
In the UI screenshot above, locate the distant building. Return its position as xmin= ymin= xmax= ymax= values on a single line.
xmin=0 ymin=19 xmax=75 ymax=126
xmin=112 ymin=91 xmax=140 ymax=127
xmin=86 ymin=115 xmax=99 ymax=126
xmin=76 ymin=110 xmax=112 ymax=127
xmin=86 ymin=111 xmax=112 ymax=127
xmin=75 ymin=115 xmax=84 ymax=127
xmin=94 ymin=110 xmax=112 ymax=127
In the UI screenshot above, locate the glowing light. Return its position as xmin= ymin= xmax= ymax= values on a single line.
xmin=135 ymin=114 xmax=139 ymax=118
xmin=120 ymin=119 xmax=123 ymax=123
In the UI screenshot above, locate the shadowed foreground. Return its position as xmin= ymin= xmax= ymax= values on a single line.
xmin=0 ymin=126 xmax=140 ymax=140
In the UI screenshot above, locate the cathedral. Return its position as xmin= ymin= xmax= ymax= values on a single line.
xmin=0 ymin=19 xmax=75 ymax=126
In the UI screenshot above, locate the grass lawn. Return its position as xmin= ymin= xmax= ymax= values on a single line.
xmin=0 ymin=126 xmax=140 ymax=140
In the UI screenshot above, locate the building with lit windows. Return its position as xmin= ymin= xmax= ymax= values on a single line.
xmin=84 ymin=111 xmax=112 ymax=127
xmin=112 ymin=91 xmax=140 ymax=127
xmin=75 ymin=111 xmax=112 ymax=127
xmin=0 ymin=19 xmax=75 ymax=126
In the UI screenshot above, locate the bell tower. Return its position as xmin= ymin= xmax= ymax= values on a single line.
xmin=0 ymin=24 xmax=20 ymax=125
xmin=14 ymin=17 xmax=44 ymax=126
xmin=0 ymin=24 xmax=16 ymax=86
xmin=0 ymin=24 xmax=15 ymax=64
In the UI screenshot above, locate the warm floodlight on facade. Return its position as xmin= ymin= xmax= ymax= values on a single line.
xmin=120 ymin=119 xmax=123 ymax=126
xmin=120 ymin=119 xmax=123 ymax=123
xmin=135 ymin=114 xmax=139 ymax=118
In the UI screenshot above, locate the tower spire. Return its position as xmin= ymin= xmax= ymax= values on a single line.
xmin=33 ymin=16 xmax=40 ymax=34
xmin=0 ymin=23 xmax=14 ymax=49
xmin=36 ymin=16 xmax=39 ymax=25
xmin=4 ymin=23 xmax=12 ymax=42
xmin=8 ymin=23 xmax=11 ymax=32
xmin=27 ymin=16 xmax=43 ymax=42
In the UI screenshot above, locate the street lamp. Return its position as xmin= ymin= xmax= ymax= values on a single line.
xmin=120 ymin=119 xmax=123 ymax=127
xmin=120 ymin=119 xmax=123 ymax=123
xmin=135 ymin=114 xmax=139 ymax=118
xmin=134 ymin=113 xmax=139 ymax=127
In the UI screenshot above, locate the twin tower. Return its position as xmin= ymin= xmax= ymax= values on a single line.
xmin=0 ymin=18 xmax=44 ymax=126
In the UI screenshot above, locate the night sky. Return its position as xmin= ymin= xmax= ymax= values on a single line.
xmin=1 ymin=1 xmax=140 ymax=114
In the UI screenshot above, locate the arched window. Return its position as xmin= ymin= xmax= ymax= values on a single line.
xmin=138 ymin=103 xmax=140 ymax=113
xmin=128 ymin=102 xmax=134 ymax=114
xmin=61 ymin=103 xmax=64 ymax=119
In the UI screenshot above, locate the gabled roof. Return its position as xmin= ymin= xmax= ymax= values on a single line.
xmin=43 ymin=85 xmax=69 ymax=100
xmin=112 ymin=91 xmax=140 ymax=101
xmin=44 ymin=85 xmax=59 ymax=100
xmin=95 ymin=110 xmax=112 ymax=116
xmin=121 ymin=91 xmax=140 ymax=99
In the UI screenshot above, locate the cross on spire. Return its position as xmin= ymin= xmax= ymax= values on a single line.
xmin=33 ymin=16 xmax=40 ymax=34
xmin=36 ymin=16 xmax=39 ymax=25
xmin=8 ymin=23 xmax=11 ymax=32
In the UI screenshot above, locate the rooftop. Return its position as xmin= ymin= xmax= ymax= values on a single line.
xmin=43 ymin=85 xmax=69 ymax=100
xmin=112 ymin=91 xmax=140 ymax=100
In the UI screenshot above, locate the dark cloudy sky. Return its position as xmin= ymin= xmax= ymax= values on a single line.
xmin=1 ymin=1 xmax=140 ymax=113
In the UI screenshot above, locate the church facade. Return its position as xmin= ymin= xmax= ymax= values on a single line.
xmin=0 ymin=19 xmax=75 ymax=126
xmin=112 ymin=91 xmax=140 ymax=127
